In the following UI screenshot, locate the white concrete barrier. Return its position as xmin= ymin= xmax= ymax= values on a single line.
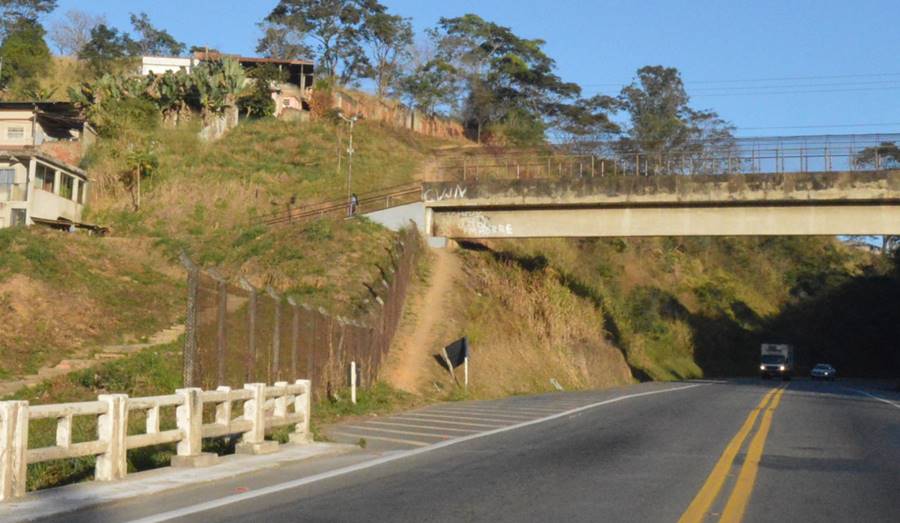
xmin=0 ymin=379 xmax=312 ymax=501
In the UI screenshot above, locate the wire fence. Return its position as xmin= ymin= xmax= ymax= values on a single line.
xmin=180 ymin=226 xmax=422 ymax=400
xmin=435 ymin=133 xmax=900 ymax=181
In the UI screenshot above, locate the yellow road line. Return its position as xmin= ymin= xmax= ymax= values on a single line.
xmin=719 ymin=386 xmax=787 ymax=523
xmin=678 ymin=387 xmax=779 ymax=523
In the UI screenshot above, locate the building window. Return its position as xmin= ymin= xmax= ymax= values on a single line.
xmin=77 ymin=180 xmax=86 ymax=204
xmin=6 ymin=127 xmax=25 ymax=140
xmin=0 ymin=168 xmax=14 ymax=201
xmin=35 ymin=163 xmax=55 ymax=193
xmin=60 ymin=175 xmax=74 ymax=200
xmin=10 ymin=209 xmax=26 ymax=227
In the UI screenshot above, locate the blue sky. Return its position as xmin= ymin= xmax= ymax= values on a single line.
xmin=51 ymin=0 xmax=900 ymax=137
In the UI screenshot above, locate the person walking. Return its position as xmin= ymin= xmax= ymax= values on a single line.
xmin=349 ymin=193 xmax=359 ymax=216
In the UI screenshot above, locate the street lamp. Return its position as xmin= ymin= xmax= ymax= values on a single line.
xmin=338 ymin=113 xmax=358 ymax=215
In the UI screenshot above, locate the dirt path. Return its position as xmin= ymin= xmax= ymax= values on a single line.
xmin=385 ymin=247 xmax=461 ymax=393
xmin=0 ymin=324 xmax=184 ymax=397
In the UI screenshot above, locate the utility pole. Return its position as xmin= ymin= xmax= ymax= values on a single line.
xmin=338 ymin=113 xmax=358 ymax=215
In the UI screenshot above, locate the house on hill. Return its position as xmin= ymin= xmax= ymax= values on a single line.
xmin=0 ymin=102 xmax=94 ymax=230
xmin=140 ymin=52 xmax=315 ymax=118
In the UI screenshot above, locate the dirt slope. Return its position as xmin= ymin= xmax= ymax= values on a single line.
xmin=384 ymin=247 xmax=462 ymax=392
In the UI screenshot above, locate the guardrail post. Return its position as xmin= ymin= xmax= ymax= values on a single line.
xmin=96 ymin=394 xmax=128 ymax=481
xmin=215 ymin=386 xmax=232 ymax=427
xmin=273 ymin=381 xmax=289 ymax=418
xmin=0 ymin=401 xmax=28 ymax=500
xmin=236 ymin=383 xmax=278 ymax=455
xmin=172 ymin=388 xmax=218 ymax=468
xmin=289 ymin=380 xmax=313 ymax=444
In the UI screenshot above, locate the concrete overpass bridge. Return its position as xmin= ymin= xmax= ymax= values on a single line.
xmin=421 ymin=170 xmax=900 ymax=238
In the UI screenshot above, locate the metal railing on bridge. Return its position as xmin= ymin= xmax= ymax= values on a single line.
xmin=435 ymin=133 xmax=900 ymax=181
xmin=256 ymin=182 xmax=422 ymax=226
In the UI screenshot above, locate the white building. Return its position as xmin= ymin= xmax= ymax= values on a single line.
xmin=0 ymin=103 xmax=94 ymax=230
xmin=0 ymin=150 xmax=89 ymax=229
xmin=140 ymin=56 xmax=197 ymax=76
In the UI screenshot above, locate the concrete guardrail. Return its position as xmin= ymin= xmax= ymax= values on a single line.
xmin=0 ymin=379 xmax=312 ymax=501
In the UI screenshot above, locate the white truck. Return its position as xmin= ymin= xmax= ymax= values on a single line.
xmin=760 ymin=344 xmax=794 ymax=380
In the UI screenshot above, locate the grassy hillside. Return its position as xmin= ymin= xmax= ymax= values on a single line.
xmin=0 ymin=227 xmax=183 ymax=378
xmin=1 ymin=117 xmax=459 ymax=379
xmin=81 ymin=118 xmax=457 ymax=311
xmin=461 ymin=236 xmax=880 ymax=381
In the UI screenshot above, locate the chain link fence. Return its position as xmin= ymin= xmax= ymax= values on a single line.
xmin=435 ymin=133 xmax=900 ymax=181
xmin=180 ymin=226 xmax=422 ymax=400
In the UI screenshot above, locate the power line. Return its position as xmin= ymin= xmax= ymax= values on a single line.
xmin=687 ymin=79 xmax=900 ymax=92
xmin=692 ymin=85 xmax=900 ymax=97
xmin=579 ymin=71 xmax=900 ymax=88
xmin=736 ymin=123 xmax=900 ymax=131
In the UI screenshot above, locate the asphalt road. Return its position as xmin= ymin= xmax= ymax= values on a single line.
xmin=32 ymin=379 xmax=900 ymax=523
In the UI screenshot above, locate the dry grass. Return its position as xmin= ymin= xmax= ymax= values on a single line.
xmin=79 ymin=117 xmax=459 ymax=314
xmin=0 ymin=228 xmax=183 ymax=378
xmin=414 ymin=247 xmax=634 ymax=399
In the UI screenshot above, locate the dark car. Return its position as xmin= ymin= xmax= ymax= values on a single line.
xmin=810 ymin=363 xmax=837 ymax=381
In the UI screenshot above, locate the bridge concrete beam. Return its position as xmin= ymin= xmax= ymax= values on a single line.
xmin=431 ymin=204 xmax=900 ymax=238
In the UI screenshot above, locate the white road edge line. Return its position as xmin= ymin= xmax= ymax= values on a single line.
xmin=328 ymin=431 xmax=430 ymax=447
xmin=363 ymin=421 xmax=478 ymax=433
xmin=403 ymin=411 xmax=522 ymax=422
xmin=341 ymin=425 xmax=451 ymax=439
xmin=845 ymin=387 xmax=900 ymax=410
xmin=420 ymin=409 xmax=535 ymax=420
xmin=125 ymin=383 xmax=704 ymax=523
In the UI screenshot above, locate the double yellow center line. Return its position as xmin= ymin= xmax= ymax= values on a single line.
xmin=679 ymin=386 xmax=787 ymax=523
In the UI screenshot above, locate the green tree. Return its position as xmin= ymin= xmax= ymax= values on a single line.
xmin=262 ymin=0 xmax=386 ymax=84
xmin=78 ymin=23 xmax=137 ymax=76
xmin=122 ymin=140 xmax=158 ymax=211
xmin=550 ymin=94 xmax=620 ymax=152
xmin=616 ymin=65 xmax=735 ymax=164
xmin=0 ymin=17 xmax=52 ymax=94
xmin=238 ymin=64 xmax=287 ymax=118
xmin=256 ymin=22 xmax=311 ymax=60
xmin=430 ymin=14 xmax=581 ymax=143
xmin=397 ymin=58 xmax=456 ymax=115
xmin=68 ymin=73 xmax=156 ymax=136
xmin=854 ymin=142 xmax=900 ymax=169
xmin=0 ymin=0 xmax=57 ymax=35
xmin=365 ymin=12 xmax=413 ymax=98
xmin=129 ymin=12 xmax=185 ymax=56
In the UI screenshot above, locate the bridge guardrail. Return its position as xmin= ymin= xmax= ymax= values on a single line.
xmin=435 ymin=144 xmax=898 ymax=181
xmin=256 ymin=182 xmax=423 ymax=226
xmin=0 ymin=379 xmax=311 ymax=501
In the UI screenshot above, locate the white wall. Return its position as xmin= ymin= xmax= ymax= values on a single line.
xmin=0 ymin=111 xmax=35 ymax=147
xmin=141 ymin=56 xmax=195 ymax=76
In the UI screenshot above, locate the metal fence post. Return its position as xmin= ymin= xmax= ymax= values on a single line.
xmin=240 ymin=278 xmax=257 ymax=383
xmin=96 ymin=394 xmax=128 ymax=481
xmin=179 ymin=253 xmax=199 ymax=388
xmin=268 ymin=287 xmax=282 ymax=382
xmin=0 ymin=401 xmax=28 ymax=500
xmin=209 ymin=269 xmax=228 ymax=387
xmin=288 ymin=298 xmax=300 ymax=380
